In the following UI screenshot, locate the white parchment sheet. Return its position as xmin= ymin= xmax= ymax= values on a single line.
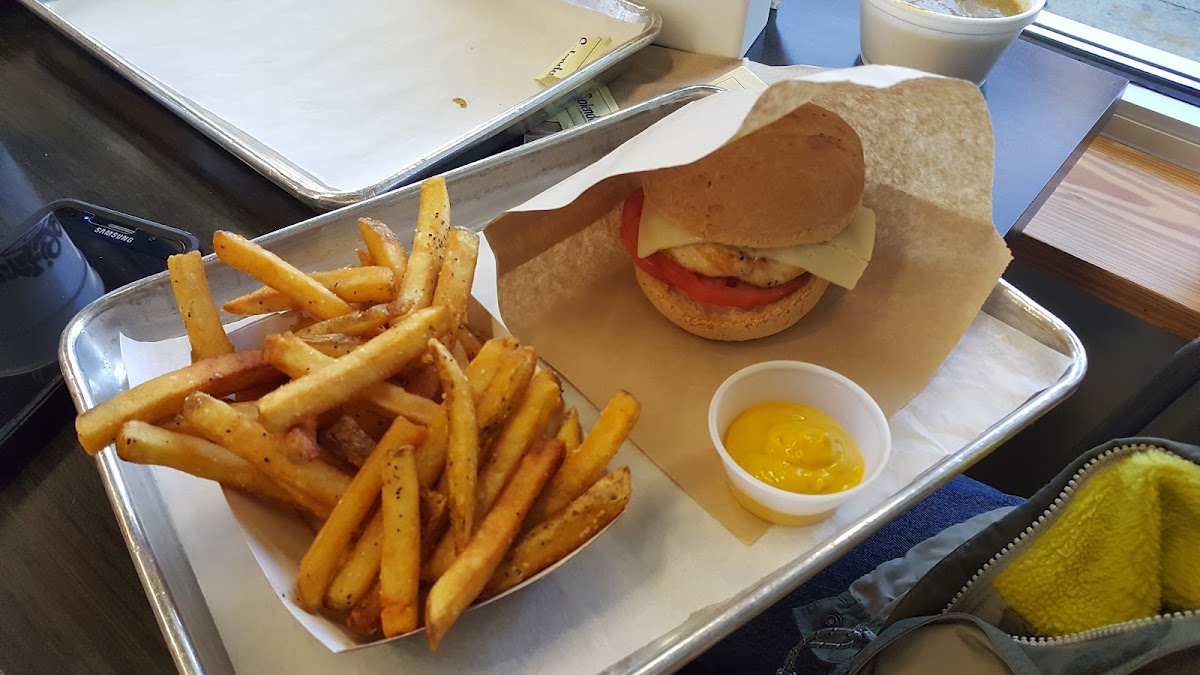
xmin=120 ymin=238 xmax=1069 ymax=669
xmin=48 ymin=0 xmax=644 ymax=191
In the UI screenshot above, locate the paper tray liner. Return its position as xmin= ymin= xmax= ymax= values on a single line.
xmin=484 ymin=70 xmax=1012 ymax=544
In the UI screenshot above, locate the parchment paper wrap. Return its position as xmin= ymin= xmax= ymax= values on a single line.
xmin=486 ymin=66 xmax=1012 ymax=543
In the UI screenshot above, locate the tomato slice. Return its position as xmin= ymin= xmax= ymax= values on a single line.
xmin=619 ymin=190 xmax=807 ymax=308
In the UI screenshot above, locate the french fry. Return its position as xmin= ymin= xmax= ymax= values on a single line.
xmin=415 ymin=409 xmax=450 ymax=489
xmin=429 ymin=339 xmax=478 ymax=554
xmin=324 ymin=511 xmax=383 ymax=612
xmin=301 ymin=510 xmax=327 ymax=534
xmin=424 ymin=353 xmax=547 ymax=578
xmin=464 ymin=338 xmax=519 ymax=403
xmin=525 ymin=391 xmax=640 ymax=527
xmin=182 ymin=392 xmax=351 ymax=510
xmin=222 ymin=267 xmax=396 ymax=315
xmin=355 ymin=248 xmax=373 ymax=267
xmin=324 ymin=487 xmax=448 ymax=612
xmin=423 ymin=366 xmax=556 ymax=581
xmin=425 ymin=343 xmax=535 ymax=495
xmin=167 ymin=251 xmax=234 ymax=361
xmin=420 ymin=489 xmax=449 ymax=560
xmin=395 ymin=177 xmax=450 ymax=315
xmin=318 ymin=415 xmax=377 ymax=468
xmin=294 ymin=300 xmax=409 ymax=338
xmin=380 ymin=444 xmax=421 ymax=637
xmin=76 ymin=350 xmax=280 ymax=455
xmin=290 ymin=314 xmax=320 ymax=332
xmin=299 ymin=333 xmax=365 ymax=358
xmin=357 ymin=218 xmax=408 ymax=284
xmin=430 ymin=228 xmax=479 ymax=339
xmin=483 ymin=466 xmax=630 ymax=598
xmin=295 ymin=463 xmax=384 ymax=610
xmin=213 ymin=231 xmax=354 ymax=320
xmin=348 ymin=406 xmax=392 ymax=442
xmin=422 ymin=522 xmax=457 ymax=582
xmin=457 ymin=327 xmax=485 ymax=362
xmin=424 ymin=440 xmax=564 ymax=650
xmin=255 ymin=307 xmax=451 ymax=432
xmin=346 ymin=582 xmax=383 ymax=638
xmin=475 ymin=347 xmax=537 ymax=451
xmin=555 ymin=407 xmax=582 ymax=453
xmin=477 ymin=369 xmax=562 ymax=515
xmin=161 ymin=399 xmax=257 ymax=437
xmin=398 ymin=362 xmax=442 ymax=402
xmin=115 ymin=420 xmax=319 ymax=514
xmin=262 ymin=332 xmax=439 ymax=425
xmin=232 ymin=380 xmax=281 ymax=403
xmin=281 ymin=419 xmax=321 ymax=463
xmin=450 ymin=340 xmax=471 ymax=372
xmin=294 ymin=415 xmax=423 ymax=612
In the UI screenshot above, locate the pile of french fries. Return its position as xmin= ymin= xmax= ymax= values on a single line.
xmin=75 ymin=177 xmax=638 ymax=650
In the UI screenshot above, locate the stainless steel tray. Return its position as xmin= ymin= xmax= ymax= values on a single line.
xmin=22 ymin=0 xmax=660 ymax=210
xmin=60 ymin=86 xmax=1086 ymax=675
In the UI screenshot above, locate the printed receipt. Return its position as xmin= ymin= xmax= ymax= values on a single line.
xmin=709 ymin=65 xmax=768 ymax=91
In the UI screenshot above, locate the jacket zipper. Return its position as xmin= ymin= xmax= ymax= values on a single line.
xmin=1010 ymin=609 xmax=1199 ymax=646
xmin=941 ymin=442 xmax=1196 ymax=647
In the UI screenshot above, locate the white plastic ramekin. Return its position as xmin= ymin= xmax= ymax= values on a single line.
xmin=860 ymin=0 xmax=1046 ymax=85
xmin=708 ymin=361 xmax=892 ymax=526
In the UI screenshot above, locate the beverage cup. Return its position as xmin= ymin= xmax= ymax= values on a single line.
xmin=860 ymin=0 xmax=1046 ymax=85
xmin=0 ymin=209 xmax=105 ymax=376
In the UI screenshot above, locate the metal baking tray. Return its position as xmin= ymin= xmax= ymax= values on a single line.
xmin=59 ymin=86 xmax=1086 ymax=674
xmin=21 ymin=0 xmax=660 ymax=210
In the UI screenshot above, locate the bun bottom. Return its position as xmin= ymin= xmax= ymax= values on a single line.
xmin=634 ymin=267 xmax=830 ymax=341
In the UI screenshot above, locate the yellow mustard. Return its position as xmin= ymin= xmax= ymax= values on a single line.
xmin=723 ymin=401 xmax=864 ymax=495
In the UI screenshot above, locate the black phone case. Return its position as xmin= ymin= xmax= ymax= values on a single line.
xmin=47 ymin=198 xmax=201 ymax=253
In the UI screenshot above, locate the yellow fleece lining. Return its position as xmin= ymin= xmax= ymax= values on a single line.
xmin=993 ymin=449 xmax=1200 ymax=636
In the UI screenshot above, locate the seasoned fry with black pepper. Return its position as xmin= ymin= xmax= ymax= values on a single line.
xmin=395 ymin=177 xmax=450 ymax=315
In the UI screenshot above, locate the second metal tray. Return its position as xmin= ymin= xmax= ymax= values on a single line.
xmin=23 ymin=0 xmax=661 ymax=210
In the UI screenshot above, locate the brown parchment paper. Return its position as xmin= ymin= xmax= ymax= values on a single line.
xmin=486 ymin=69 xmax=1012 ymax=544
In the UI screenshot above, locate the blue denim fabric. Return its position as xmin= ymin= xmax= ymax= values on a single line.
xmin=688 ymin=475 xmax=1024 ymax=675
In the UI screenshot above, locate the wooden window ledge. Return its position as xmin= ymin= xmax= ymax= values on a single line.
xmin=1011 ymin=136 xmax=1200 ymax=338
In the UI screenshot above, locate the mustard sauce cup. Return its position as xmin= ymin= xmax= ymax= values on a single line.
xmin=708 ymin=361 xmax=892 ymax=526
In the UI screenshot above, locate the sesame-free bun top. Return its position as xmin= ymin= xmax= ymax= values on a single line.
xmin=639 ymin=103 xmax=866 ymax=249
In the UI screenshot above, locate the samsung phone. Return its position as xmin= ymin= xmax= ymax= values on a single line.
xmin=0 ymin=199 xmax=199 ymax=449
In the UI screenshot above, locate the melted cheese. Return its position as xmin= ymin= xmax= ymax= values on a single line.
xmin=636 ymin=203 xmax=876 ymax=290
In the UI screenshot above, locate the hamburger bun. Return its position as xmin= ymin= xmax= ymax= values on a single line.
xmin=639 ymin=103 xmax=865 ymax=249
xmin=634 ymin=267 xmax=831 ymax=342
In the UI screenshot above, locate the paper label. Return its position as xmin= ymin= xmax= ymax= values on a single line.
xmin=524 ymin=85 xmax=620 ymax=142
xmin=535 ymin=36 xmax=612 ymax=86
xmin=709 ymin=65 xmax=769 ymax=91
xmin=553 ymin=86 xmax=620 ymax=129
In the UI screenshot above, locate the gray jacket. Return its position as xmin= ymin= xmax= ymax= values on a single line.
xmin=788 ymin=438 xmax=1200 ymax=675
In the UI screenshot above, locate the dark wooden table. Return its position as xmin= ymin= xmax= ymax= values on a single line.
xmin=0 ymin=5 xmax=311 ymax=672
xmin=0 ymin=1 xmax=1124 ymax=672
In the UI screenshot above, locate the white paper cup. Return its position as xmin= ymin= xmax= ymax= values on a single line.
xmin=708 ymin=361 xmax=891 ymax=526
xmin=0 ymin=210 xmax=104 ymax=376
xmin=859 ymin=0 xmax=1045 ymax=85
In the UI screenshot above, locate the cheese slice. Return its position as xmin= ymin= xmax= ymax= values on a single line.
xmin=636 ymin=204 xmax=876 ymax=290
